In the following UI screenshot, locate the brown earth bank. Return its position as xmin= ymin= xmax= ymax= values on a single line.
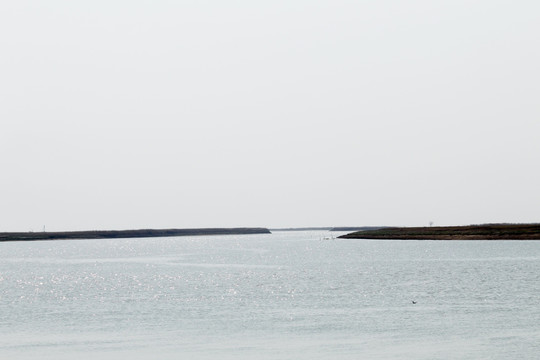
xmin=0 ymin=228 xmax=271 ymax=242
xmin=339 ymin=224 xmax=540 ymax=240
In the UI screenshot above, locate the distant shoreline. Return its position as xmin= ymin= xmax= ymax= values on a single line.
xmin=270 ymin=226 xmax=386 ymax=232
xmin=0 ymin=228 xmax=271 ymax=242
xmin=339 ymin=224 xmax=540 ymax=240
xmin=270 ymin=227 xmax=332 ymax=232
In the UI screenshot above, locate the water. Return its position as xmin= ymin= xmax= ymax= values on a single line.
xmin=1 ymin=231 xmax=539 ymax=359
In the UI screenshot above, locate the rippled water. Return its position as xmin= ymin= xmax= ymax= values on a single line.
xmin=1 ymin=231 xmax=539 ymax=359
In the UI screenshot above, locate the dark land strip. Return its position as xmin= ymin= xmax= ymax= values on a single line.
xmin=0 ymin=228 xmax=271 ymax=242
xmin=339 ymin=224 xmax=540 ymax=240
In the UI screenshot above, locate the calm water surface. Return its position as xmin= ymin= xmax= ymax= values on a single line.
xmin=1 ymin=231 xmax=539 ymax=359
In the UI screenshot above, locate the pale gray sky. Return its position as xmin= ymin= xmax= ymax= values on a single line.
xmin=1 ymin=1 xmax=539 ymax=231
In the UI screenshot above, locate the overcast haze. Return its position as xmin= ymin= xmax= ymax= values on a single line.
xmin=1 ymin=1 xmax=539 ymax=231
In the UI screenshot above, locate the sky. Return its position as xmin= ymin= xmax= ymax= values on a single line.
xmin=1 ymin=1 xmax=539 ymax=231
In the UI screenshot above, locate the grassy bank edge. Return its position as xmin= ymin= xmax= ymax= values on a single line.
xmin=339 ymin=224 xmax=540 ymax=240
xmin=0 ymin=228 xmax=271 ymax=242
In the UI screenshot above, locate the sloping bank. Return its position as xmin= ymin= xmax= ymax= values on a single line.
xmin=339 ymin=224 xmax=540 ymax=240
xmin=0 ymin=228 xmax=271 ymax=242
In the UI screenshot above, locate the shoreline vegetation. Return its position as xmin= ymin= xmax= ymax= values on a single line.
xmin=339 ymin=224 xmax=540 ymax=240
xmin=0 ymin=228 xmax=271 ymax=242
